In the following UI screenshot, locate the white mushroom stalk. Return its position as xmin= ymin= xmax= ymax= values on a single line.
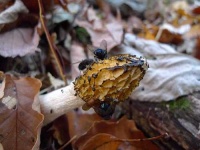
xmin=39 ymin=83 xmax=84 ymax=125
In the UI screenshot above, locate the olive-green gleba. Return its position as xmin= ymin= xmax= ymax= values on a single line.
xmin=74 ymin=54 xmax=148 ymax=119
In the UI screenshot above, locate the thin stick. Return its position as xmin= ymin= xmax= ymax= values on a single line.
xmin=120 ymin=132 xmax=169 ymax=142
xmin=38 ymin=0 xmax=66 ymax=84
xmin=58 ymin=135 xmax=77 ymax=150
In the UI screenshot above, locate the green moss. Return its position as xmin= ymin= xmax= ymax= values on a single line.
xmin=168 ymin=97 xmax=190 ymax=111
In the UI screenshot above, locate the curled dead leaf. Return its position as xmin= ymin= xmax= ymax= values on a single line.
xmin=74 ymin=117 xmax=160 ymax=150
xmin=156 ymin=24 xmax=190 ymax=45
xmin=0 ymin=75 xmax=44 ymax=150
xmin=192 ymin=5 xmax=200 ymax=15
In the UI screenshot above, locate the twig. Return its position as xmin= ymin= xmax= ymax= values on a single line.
xmin=38 ymin=0 xmax=66 ymax=84
xmin=58 ymin=135 xmax=77 ymax=150
xmin=121 ymin=132 xmax=169 ymax=142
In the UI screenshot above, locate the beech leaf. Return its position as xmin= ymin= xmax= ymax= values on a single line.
xmin=74 ymin=116 xmax=159 ymax=150
xmin=122 ymin=33 xmax=200 ymax=102
xmin=0 ymin=75 xmax=44 ymax=150
xmin=0 ymin=27 xmax=40 ymax=57
xmin=0 ymin=0 xmax=28 ymax=24
xmin=76 ymin=7 xmax=123 ymax=51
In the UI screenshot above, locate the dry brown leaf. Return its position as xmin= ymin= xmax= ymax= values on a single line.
xmin=52 ymin=115 xmax=71 ymax=146
xmin=184 ymin=24 xmax=200 ymax=39
xmin=194 ymin=37 xmax=200 ymax=60
xmin=79 ymin=133 xmax=121 ymax=150
xmin=156 ymin=24 xmax=190 ymax=45
xmin=137 ymin=24 xmax=158 ymax=40
xmin=75 ymin=7 xmax=124 ymax=51
xmin=192 ymin=5 xmax=200 ymax=15
xmin=0 ymin=27 xmax=40 ymax=57
xmin=74 ymin=116 xmax=159 ymax=150
xmin=0 ymin=75 xmax=44 ymax=150
xmin=67 ymin=110 xmax=102 ymax=139
xmin=157 ymin=28 xmax=183 ymax=45
xmin=21 ymin=0 xmax=55 ymax=14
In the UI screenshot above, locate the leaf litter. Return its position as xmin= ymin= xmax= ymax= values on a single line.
xmin=1 ymin=0 xmax=200 ymax=150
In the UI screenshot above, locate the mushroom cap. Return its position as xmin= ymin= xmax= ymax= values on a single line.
xmin=74 ymin=54 xmax=148 ymax=109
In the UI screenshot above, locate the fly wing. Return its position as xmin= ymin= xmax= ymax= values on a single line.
xmin=87 ymin=44 xmax=98 ymax=53
xmin=99 ymin=40 xmax=107 ymax=51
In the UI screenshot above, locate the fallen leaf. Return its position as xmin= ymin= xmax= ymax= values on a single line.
xmin=67 ymin=110 xmax=102 ymax=139
xmin=74 ymin=117 xmax=159 ymax=150
xmin=137 ymin=24 xmax=158 ymax=40
xmin=106 ymin=0 xmax=147 ymax=14
xmin=0 ymin=0 xmax=28 ymax=24
xmin=21 ymin=0 xmax=56 ymax=14
xmin=122 ymin=33 xmax=200 ymax=102
xmin=106 ymin=21 xmax=124 ymax=44
xmin=87 ymin=7 xmax=99 ymax=22
xmin=192 ymin=5 xmax=200 ymax=15
xmin=171 ymin=1 xmax=189 ymax=11
xmin=0 ymin=27 xmax=40 ymax=57
xmin=194 ymin=37 xmax=200 ymax=60
xmin=184 ymin=24 xmax=200 ymax=39
xmin=0 ymin=75 xmax=44 ymax=150
xmin=67 ymin=3 xmax=81 ymax=14
xmin=52 ymin=5 xmax=73 ymax=24
xmin=75 ymin=7 xmax=124 ymax=51
xmin=79 ymin=133 xmax=121 ymax=150
xmin=52 ymin=115 xmax=71 ymax=146
xmin=156 ymin=24 xmax=190 ymax=45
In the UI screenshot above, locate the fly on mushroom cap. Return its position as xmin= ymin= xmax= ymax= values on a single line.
xmin=77 ymin=40 xmax=107 ymax=71
xmin=87 ymin=40 xmax=107 ymax=60
xmin=74 ymin=54 xmax=148 ymax=119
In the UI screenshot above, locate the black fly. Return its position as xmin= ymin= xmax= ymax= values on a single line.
xmin=77 ymin=40 xmax=108 ymax=71
xmin=93 ymin=99 xmax=116 ymax=120
xmin=78 ymin=59 xmax=94 ymax=70
xmin=87 ymin=40 xmax=108 ymax=60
